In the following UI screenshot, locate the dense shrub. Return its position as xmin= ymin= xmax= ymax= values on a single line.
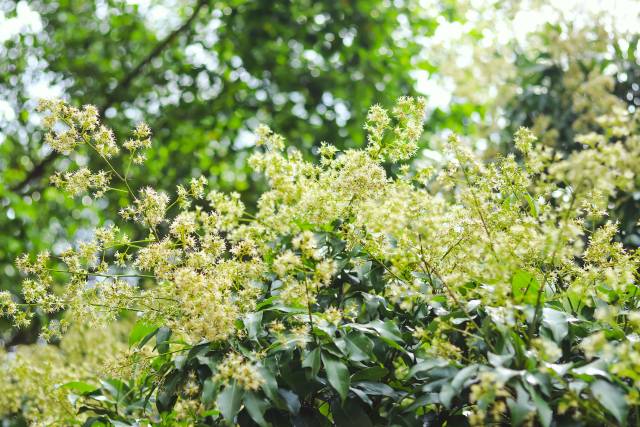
xmin=2 ymin=96 xmax=640 ymax=426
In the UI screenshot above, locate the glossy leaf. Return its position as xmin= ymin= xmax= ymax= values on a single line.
xmin=321 ymin=352 xmax=350 ymax=402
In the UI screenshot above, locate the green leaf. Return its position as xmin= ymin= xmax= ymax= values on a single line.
xmin=402 ymin=394 xmax=440 ymax=412
xmin=507 ymin=398 xmax=534 ymax=426
xmin=267 ymin=305 xmax=307 ymax=314
xmin=302 ymin=347 xmax=321 ymax=377
xmin=201 ymin=378 xmax=217 ymax=406
xmin=343 ymin=332 xmax=374 ymax=362
xmin=128 ymin=320 xmax=159 ymax=347
xmin=528 ymin=387 xmax=551 ymax=427
xmin=174 ymin=355 xmax=187 ymax=370
xmin=331 ymin=398 xmax=373 ymax=427
xmin=487 ymin=352 xmax=514 ymax=367
xmin=351 ymin=366 xmax=388 ymax=382
xmin=350 ymin=388 xmax=373 ymax=406
xmin=244 ymin=391 xmax=270 ymax=426
xmin=278 ymin=389 xmax=301 ymax=414
xmin=591 ymin=380 xmax=628 ymax=424
xmin=19 ymin=109 xmax=29 ymax=124
xmin=244 ymin=312 xmax=263 ymax=340
xmin=367 ymin=319 xmax=404 ymax=342
xmin=60 ymin=381 xmax=99 ymax=395
xmin=573 ymin=359 xmax=610 ymax=379
xmin=217 ymin=381 xmax=245 ymax=422
xmin=100 ymin=379 xmax=128 ymax=399
xmin=255 ymin=296 xmax=276 ymax=310
xmin=522 ymin=192 xmax=539 ymax=217
xmin=156 ymin=327 xmax=172 ymax=354
xmin=541 ymin=308 xmax=568 ymax=342
xmin=507 ymin=384 xmax=535 ymax=427
xmin=258 ymin=367 xmax=280 ymax=403
xmin=356 ymin=261 xmax=373 ymax=283
xmin=82 ymin=417 xmax=109 ymax=427
xmin=511 ymin=270 xmax=540 ymax=305
xmin=352 ymin=381 xmax=394 ymax=396
xmin=439 ymin=383 xmax=455 ymax=409
xmin=451 ymin=365 xmax=478 ymax=391
xmin=156 ymin=372 xmax=180 ymax=412
xmin=321 ymin=352 xmax=350 ymax=402
xmin=347 ymin=320 xmax=406 ymax=352
xmin=408 ymin=358 xmax=449 ymax=379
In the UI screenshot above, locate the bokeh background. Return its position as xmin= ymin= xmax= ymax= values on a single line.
xmin=1 ymin=0 xmax=640 ymax=354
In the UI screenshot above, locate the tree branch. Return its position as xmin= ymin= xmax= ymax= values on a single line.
xmin=10 ymin=0 xmax=208 ymax=194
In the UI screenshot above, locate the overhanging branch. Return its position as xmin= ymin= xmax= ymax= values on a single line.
xmin=10 ymin=0 xmax=209 ymax=194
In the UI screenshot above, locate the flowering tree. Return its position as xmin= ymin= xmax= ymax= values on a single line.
xmin=0 ymin=0 xmax=437 ymax=343
xmin=2 ymin=96 xmax=640 ymax=426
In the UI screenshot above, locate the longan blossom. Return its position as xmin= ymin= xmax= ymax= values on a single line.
xmin=318 ymin=142 xmax=338 ymax=160
xmin=213 ymin=353 xmax=264 ymax=391
xmin=38 ymin=99 xmax=119 ymax=158
xmin=207 ymin=191 xmax=245 ymax=230
xmin=0 ymin=324 xmax=127 ymax=425
xmin=364 ymin=96 xmax=426 ymax=161
xmin=93 ymin=125 xmax=119 ymax=158
xmin=313 ymin=259 xmax=337 ymax=285
xmin=255 ymin=123 xmax=285 ymax=150
xmin=170 ymin=211 xmax=198 ymax=241
xmin=293 ymin=231 xmax=320 ymax=259
xmin=514 ymin=126 xmax=536 ymax=155
xmin=50 ymin=168 xmax=111 ymax=197
xmin=7 ymin=97 xmax=640 ymax=424
xmin=135 ymin=187 xmax=170 ymax=227
xmin=0 ymin=291 xmax=32 ymax=328
xmin=273 ymin=250 xmax=302 ymax=277
xmin=123 ymin=122 xmax=152 ymax=151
